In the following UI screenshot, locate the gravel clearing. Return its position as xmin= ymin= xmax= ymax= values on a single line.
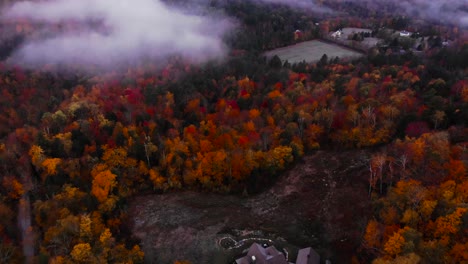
xmin=129 ymin=150 xmax=372 ymax=264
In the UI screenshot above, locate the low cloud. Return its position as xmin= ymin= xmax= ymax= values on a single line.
xmin=257 ymin=0 xmax=331 ymax=11
xmin=399 ymin=0 xmax=468 ymax=27
xmin=2 ymin=0 xmax=233 ymax=69
xmin=2 ymin=0 xmax=465 ymax=71
xmin=352 ymin=0 xmax=468 ymax=28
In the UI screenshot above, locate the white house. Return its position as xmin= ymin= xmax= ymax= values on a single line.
xmin=399 ymin=30 xmax=411 ymax=37
xmin=331 ymin=29 xmax=342 ymax=39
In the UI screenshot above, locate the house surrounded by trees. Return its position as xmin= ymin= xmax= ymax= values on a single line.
xmin=235 ymin=243 xmax=320 ymax=264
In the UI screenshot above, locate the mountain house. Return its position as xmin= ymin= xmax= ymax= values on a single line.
xmin=235 ymin=243 xmax=320 ymax=264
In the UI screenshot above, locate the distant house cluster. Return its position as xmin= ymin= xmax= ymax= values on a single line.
xmin=236 ymin=243 xmax=320 ymax=264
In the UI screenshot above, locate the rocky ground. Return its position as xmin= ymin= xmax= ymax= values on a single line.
xmin=129 ymin=150 xmax=373 ymax=264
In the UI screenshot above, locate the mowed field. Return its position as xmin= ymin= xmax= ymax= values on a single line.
xmin=264 ymin=40 xmax=364 ymax=64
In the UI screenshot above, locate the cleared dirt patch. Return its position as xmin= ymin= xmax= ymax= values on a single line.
xmin=264 ymin=40 xmax=364 ymax=64
xmin=129 ymin=150 xmax=373 ymax=264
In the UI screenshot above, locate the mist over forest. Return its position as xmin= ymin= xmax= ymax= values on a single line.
xmin=1 ymin=0 xmax=466 ymax=69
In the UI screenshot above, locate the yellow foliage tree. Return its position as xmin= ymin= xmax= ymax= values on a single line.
xmin=419 ymin=200 xmax=437 ymax=220
xmin=98 ymin=228 xmax=114 ymax=259
xmin=70 ymin=243 xmax=92 ymax=263
xmin=128 ymin=245 xmax=145 ymax=263
xmin=149 ymin=169 xmax=166 ymax=190
xmin=79 ymin=214 xmax=92 ymax=241
xmin=49 ymin=256 xmax=65 ymax=264
xmin=364 ymin=219 xmax=382 ymax=249
xmin=91 ymin=169 xmax=117 ymax=203
xmin=2 ymin=177 xmax=24 ymax=200
xmin=304 ymin=124 xmax=324 ymax=149
xmin=384 ymin=230 xmax=405 ymax=256
xmin=99 ymin=228 xmax=113 ymax=246
xmin=401 ymin=209 xmax=419 ymax=228
xmin=138 ymin=161 xmax=149 ymax=176
xmin=29 ymin=145 xmax=45 ymax=168
xmin=102 ymin=147 xmax=128 ymax=168
xmin=266 ymin=146 xmax=293 ymax=170
xmin=433 ymin=207 xmax=467 ymax=238
xmin=196 ymin=150 xmax=228 ymax=185
xmin=42 ymin=158 xmax=61 ymax=176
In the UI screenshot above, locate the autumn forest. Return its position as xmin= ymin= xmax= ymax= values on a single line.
xmin=0 ymin=0 xmax=467 ymax=263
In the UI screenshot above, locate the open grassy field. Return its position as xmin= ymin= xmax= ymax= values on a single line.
xmin=264 ymin=40 xmax=364 ymax=64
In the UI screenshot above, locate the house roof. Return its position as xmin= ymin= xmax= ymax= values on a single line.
xmin=235 ymin=243 xmax=288 ymax=264
xmin=400 ymin=30 xmax=411 ymax=37
xmin=296 ymin=247 xmax=320 ymax=264
xmin=235 ymin=243 xmax=320 ymax=264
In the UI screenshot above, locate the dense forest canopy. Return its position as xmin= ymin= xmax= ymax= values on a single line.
xmin=0 ymin=0 xmax=467 ymax=263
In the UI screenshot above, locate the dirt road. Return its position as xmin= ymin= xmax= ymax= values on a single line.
xmin=18 ymin=162 xmax=35 ymax=264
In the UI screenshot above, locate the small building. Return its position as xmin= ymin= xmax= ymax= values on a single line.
xmin=235 ymin=243 xmax=320 ymax=264
xmin=236 ymin=243 xmax=287 ymax=264
xmin=399 ymin=30 xmax=411 ymax=37
xmin=331 ymin=29 xmax=342 ymax=39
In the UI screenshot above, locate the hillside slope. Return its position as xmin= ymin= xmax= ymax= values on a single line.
xmin=130 ymin=149 xmax=372 ymax=263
